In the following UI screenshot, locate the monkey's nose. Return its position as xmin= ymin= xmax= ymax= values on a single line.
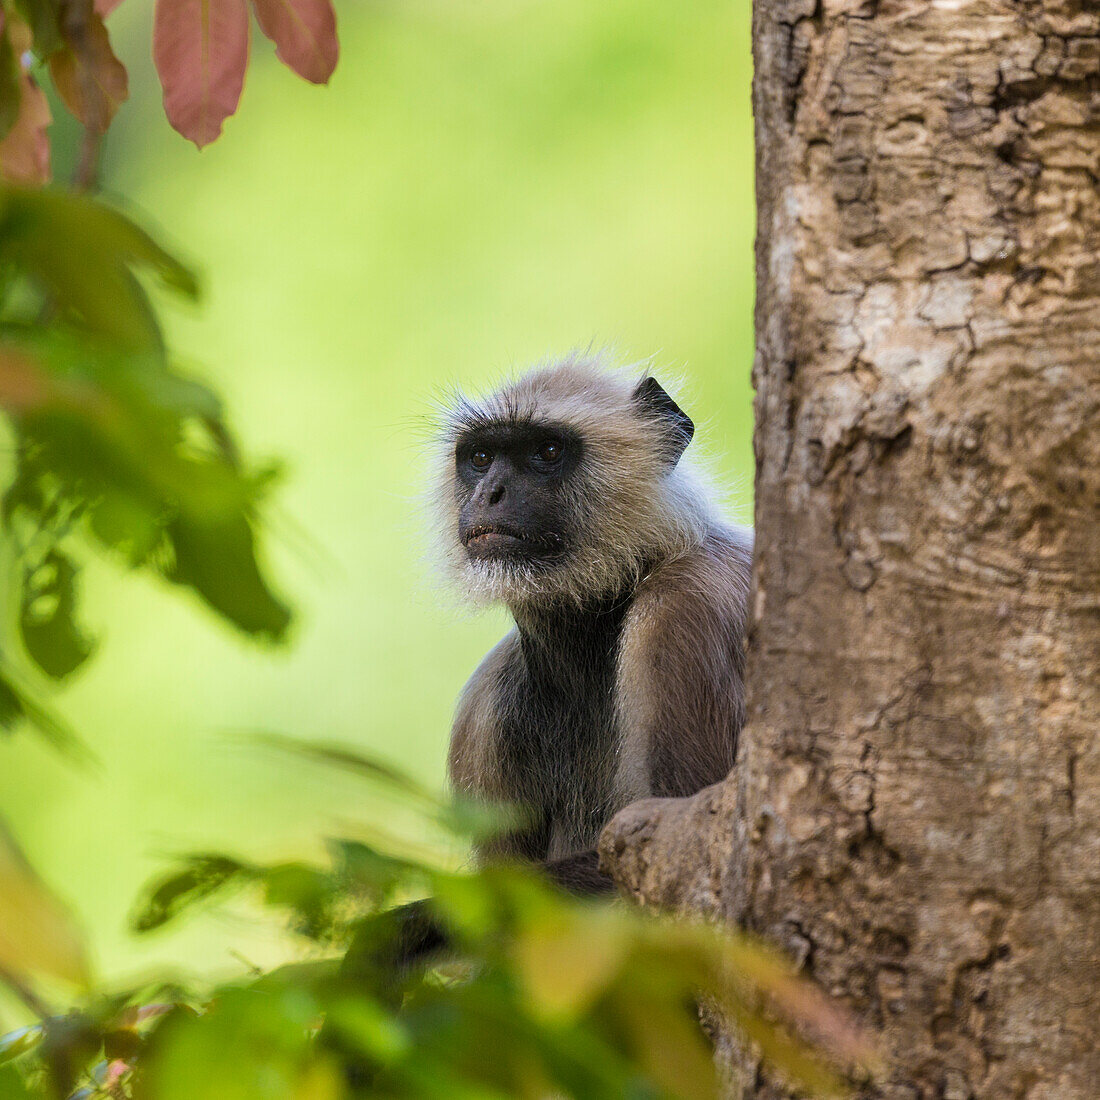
xmin=488 ymin=484 xmax=505 ymax=505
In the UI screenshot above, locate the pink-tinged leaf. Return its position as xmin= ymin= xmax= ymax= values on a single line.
xmin=153 ymin=0 xmax=249 ymax=148
xmin=49 ymin=10 xmax=129 ymax=132
xmin=0 ymin=73 xmax=51 ymax=185
xmin=95 ymin=0 xmax=126 ymax=15
xmin=251 ymin=0 xmax=336 ymax=84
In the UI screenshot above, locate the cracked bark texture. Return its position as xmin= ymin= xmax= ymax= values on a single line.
xmin=599 ymin=0 xmax=1100 ymax=1096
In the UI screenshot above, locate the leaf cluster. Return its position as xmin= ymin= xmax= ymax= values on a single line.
xmin=0 ymin=0 xmax=340 ymax=183
xmin=0 ymin=186 xmax=290 ymax=752
xmin=0 ymin=744 xmax=876 ymax=1100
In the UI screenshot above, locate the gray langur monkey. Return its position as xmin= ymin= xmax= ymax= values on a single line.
xmin=433 ymin=356 xmax=752 ymax=894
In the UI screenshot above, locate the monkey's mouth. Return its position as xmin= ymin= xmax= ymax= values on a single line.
xmin=463 ymin=524 xmax=564 ymax=558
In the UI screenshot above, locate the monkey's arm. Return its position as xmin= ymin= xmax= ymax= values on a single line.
xmin=371 ymin=850 xmax=611 ymax=970
xmin=448 ymin=634 xmax=516 ymax=805
xmin=543 ymin=849 xmax=614 ymax=894
xmin=617 ymin=525 xmax=753 ymax=799
xmin=448 ymin=632 xmax=553 ymax=864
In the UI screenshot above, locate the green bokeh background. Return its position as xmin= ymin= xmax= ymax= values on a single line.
xmin=1 ymin=0 xmax=754 ymax=988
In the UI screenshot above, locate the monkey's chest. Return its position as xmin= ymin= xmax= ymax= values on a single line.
xmin=500 ymin=607 xmax=629 ymax=852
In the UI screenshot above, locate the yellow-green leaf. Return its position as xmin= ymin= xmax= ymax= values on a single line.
xmin=0 ymin=820 xmax=89 ymax=990
xmin=512 ymin=908 xmax=629 ymax=1021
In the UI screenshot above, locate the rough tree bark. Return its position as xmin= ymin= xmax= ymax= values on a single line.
xmin=599 ymin=1 xmax=1100 ymax=1097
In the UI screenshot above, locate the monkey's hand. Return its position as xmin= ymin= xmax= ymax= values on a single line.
xmin=339 ymin=898 xmax=449 ymax=986
xmin=543 ymin=848 xmax=616 ymax=895
xmin=342 ymin=849 xmax=612 ymax=984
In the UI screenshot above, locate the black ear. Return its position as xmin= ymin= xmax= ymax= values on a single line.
xmin=632 ymin=376 xmax=695 ymax=465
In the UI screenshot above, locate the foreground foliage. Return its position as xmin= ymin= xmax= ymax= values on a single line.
xmin=1 ymin=740 xmax=872 ymax=1099
xmin=0 ymin=186 xmax=289 ymax=753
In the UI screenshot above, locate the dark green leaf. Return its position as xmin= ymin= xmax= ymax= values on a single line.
xmin=86 ymin=490 xmax=163 ymax=565
xmin=0 ymin=188 xmax=198 ymax=300
xmin=166 ymin=511 xmax=291 ymax=641
xmin=252 ymin=958 xmax=340 ymax=995
xmin=138 ymin=987 xmax=328 ymax=1100
xmin=261 ymin=862 xmax=334 ymax=937
xmin=131 ymin=855 xmax=250 ymax=933
xmin=322 ymin=995 xmax=409 ymax=1064
xmin=331 ymin=837 xmax=419 ymax=896
xmin=19 ymin=549 xmax=95 ymax=679
xmin=1 ymin=330 xmax=292 ymax=643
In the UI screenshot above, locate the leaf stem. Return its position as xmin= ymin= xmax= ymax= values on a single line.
xmin=72 ymin=126 xmax=101 ymax=192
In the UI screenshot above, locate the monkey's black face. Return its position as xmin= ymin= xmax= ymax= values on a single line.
xmin=455 ymin=422 xmax=582 ymax=567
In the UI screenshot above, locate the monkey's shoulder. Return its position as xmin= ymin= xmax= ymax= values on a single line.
xmin=629 ymin=522 xmax=752 ymax=638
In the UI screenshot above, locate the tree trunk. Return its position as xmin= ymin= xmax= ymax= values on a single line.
xmin=599 ymin=1 xmax=1100 ymax=1097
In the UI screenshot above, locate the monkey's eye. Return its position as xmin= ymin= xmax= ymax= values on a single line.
xmin=470 ymin=449 xmax=492 ymax=470
xmin=535 ymin=440 xmax=562 ymax=464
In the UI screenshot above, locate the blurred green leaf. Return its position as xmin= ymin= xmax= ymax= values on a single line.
xmin=120 ymin=737 xmax=871 ymax=1096
xmin=253 ymin=959 xmax=340 ymax=997
xmin=436 ymin=796 xmax=527 ymax=847
xmin=0 ymin=188 xmax=291 ymax=701
xmin=131 ymin=855 xmax=250 ymax=933
xmin=166 ymin=511 xmax=290 ymax=641
xmin=0 ymin=188 xmax=197 ymax=353
xmin=253 ymin=734 xmax=525 ymax=846
xmin=252 ymin=734 xmax=438 ymax=804
xmin=511 ymin=906 xmax=628 ymax=1022
xmin=1 ymin=332 xmax=291 ymax=648
xmin=0 ymin=819 xmax=90 ymax=989
xmin=0 ymin=334 xmax=257 ymax=521
xmin=135 ymin=987 xmax=332 ymax=1100
xmin=0 ymin=1063 xmax=34 ymax=1099
xmin=330 ymin=838 xmax=419 ymax=905
xmin=0 ymin=663 xmax=88 ymax=759
xmin=86 ymin=489 xmax=162 ymax=566
xmin=321 ymin=995 xmax=410 ymax=1065
xmin=39 ymin=1013 xmax=101 ymax=1097
xmin=262 ymin=862 xmax=335 ymax=939
xmin=19 ymin=548 xmax=95 ymax=679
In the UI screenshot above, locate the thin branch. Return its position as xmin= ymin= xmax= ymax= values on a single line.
xmin=59 ymin=0 xmax=105 ymax=193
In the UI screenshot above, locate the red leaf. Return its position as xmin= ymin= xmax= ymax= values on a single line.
xmin=95 ymin=0 xmax=126 ymax=16
xmin=153 ymin=0 xmax=249 ymax=148
xmin=49 ymin=9 xmax=129 ymax=132
xmin=0 ymin=72 xmax=51 ymax=185
xmin=251 ymin=0 xmax=336 ymax=84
